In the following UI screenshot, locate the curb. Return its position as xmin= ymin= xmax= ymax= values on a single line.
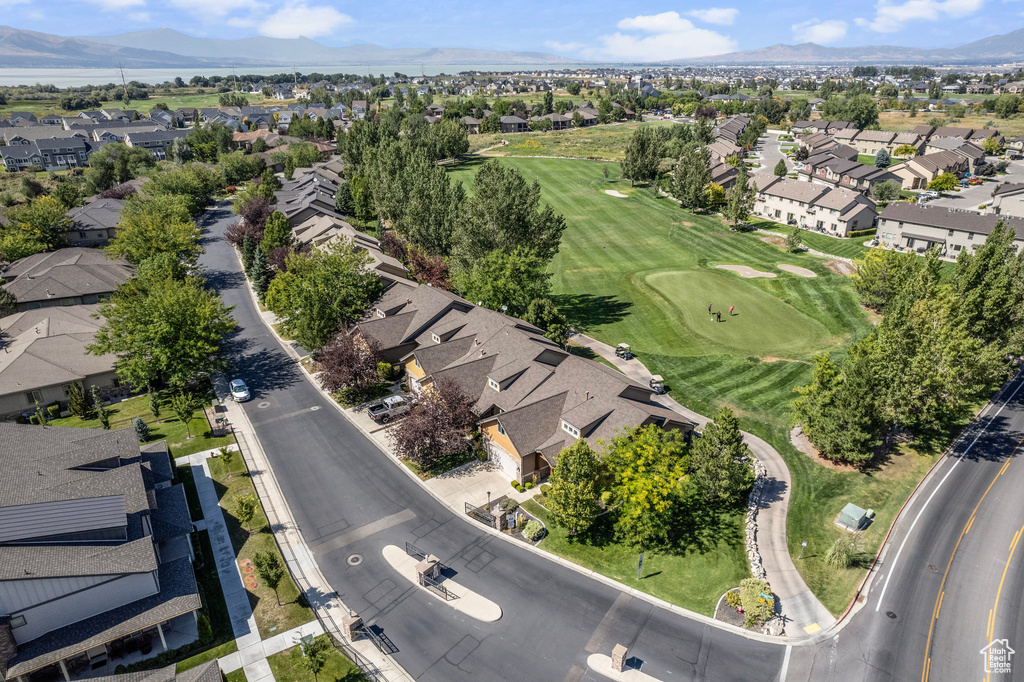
xmin=232 ymin=252 xmax=793 ymax=648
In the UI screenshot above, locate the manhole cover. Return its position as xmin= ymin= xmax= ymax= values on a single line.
xmin=257 ymin=401 xmax=271 ymax=409
xmin=347 ymin=554 xmax=363 ymax=566
xmin=928 ymin=564 xmax=938 ymax=572
xmin=886 ymin=611 xmax=897 ymax=620
xmin=311 ymin=406 xmax=321 ymax=411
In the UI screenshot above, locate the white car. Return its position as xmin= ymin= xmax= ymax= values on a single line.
xmin=229 ymin=379 xmax=250 ymax=402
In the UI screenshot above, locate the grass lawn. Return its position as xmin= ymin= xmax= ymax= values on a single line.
xmin=266 ymin=643 xmax=365 ymax=682
xmin=175 ymin=530 xmax=238 ymax=671
xmin=48 ymin=391 xmax=235 ymax=458
xmin=447 ymin=156 xmax=965 ymax=615
xmin=879 ymin=110 xmax=1024 ymax=138
xmin=467 ymin=120 xmax=676 ymax=160
xmin=224 ymin=670 xmax=248 ymax=682
xmin=524 ymin=500 xmax=748 ymax=616
xmin=857 ymin=154 xmax=876 ymax=166
xmin=208 ymin=453 xmax=316 ymax=639
xmin=749 ymin=219 xmax=872 ymax=261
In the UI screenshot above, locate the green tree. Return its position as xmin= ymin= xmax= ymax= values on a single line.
xmin=106 ymin=194 xmax=202 ymax=266
xmin=785 ymin=227 xmax=802 ymax=252
xmin=773 ymin=158 xmax=787 ymax=177
xmin=234 ymin=492 xmax=258 ymax=534
xmin=220 ymin=152 xmax=266 ymax=185
xmin=50 ymin=180 xmax=82 ymax=210
xmin=621 ymin=126 xmax=663 ymax=186
xmin=148 ymin=387 xmax=161 ymax=421
xmin=299 ymin=635 xmax=332 ymax=682
xmin=927 ymin=173 xmax=958 ymax=192
xmin=452 ymin=246 xmax=550 ymax=317
xmin=571 ymin=111 xmax=584 ymax=129
xmin=91 ymin=385 xmax=111 ymax=429
xmin=0 ymin=231 xmax=47 ymax=262
xmin=871 ymin=180 xmax=901 ymax=202
xmin=994 ymin=94 xmax=1021 ymax=119
xmin=724 ymin=164 xmax=756 ymax=229
xmin=523 ymin=298 xmax=570 ymax=347
xmin=249 ymin=245 xmax=271 ymax=302
xmin=251 ymin=136 xmax=269 ymax=154
xmin=606 ymin=425 xmax=689 ymax=552
xmin=241 ymin=232 xmax=257 ymax=272
xmin=334 ymin=182 xmax=353 ymax=215
xmin=170 ymin=391 xmax=202 ymax=438
xmin=893 ymin=144 xmax=919 ymax=157
xmin=350 ymin=175 xmax=374 ymax=223
xmin=253 ymin=551 xmax=286 ymax=605
xmin=982 ymin=136 xmax=1004 ymax=155
xmin=89 ymin=274 xmax=236 ymax=390
xmin=264 ymin=238 xmax=382 ymax=350
xmin=133 ymin=415 xmax=151 ymax=442
xmin=4 ymin=196 xmax=70 ymax=250
xmin=83 ymin=143 xmax=155 ymax=194
xmin=146 ymin=163 xmax=223 ymax=216
xmin=689 ymin=408 xmax=750 ymax=501
xmin=851 ymin=248 xmax=920 ymax=311
xmin=260 ymin=211 xmax=293 ymax=252
xmin=673 ymin=144 xmax=711 ymax=213
xmin=874 ymin=148 xmax=890 ymax=168
xmin=546 ymin=440 xmax=600 ymax=536
xmin=67 ymin=381 xmax=91 ymax=418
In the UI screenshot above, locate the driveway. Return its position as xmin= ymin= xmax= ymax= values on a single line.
xmin=928 ymin=158 xmax=1024 ymax=210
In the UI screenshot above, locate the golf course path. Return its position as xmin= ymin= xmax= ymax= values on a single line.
xmin=572 ymin=334 xmax=836 ymax=639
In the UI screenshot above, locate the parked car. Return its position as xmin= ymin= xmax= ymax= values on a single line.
xmin=368 ymin=395 xmax=410 ymax=423
xmin=230 ymin=379 xmax=250 ymax=402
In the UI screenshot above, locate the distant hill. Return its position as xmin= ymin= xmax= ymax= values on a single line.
xmin=675 ymin=27 xmax=1024 ymax=64
xmin=84 ymin=28 xmax=574 ymax=67
xmin=0 ymin=26 xmax=212 ymax=68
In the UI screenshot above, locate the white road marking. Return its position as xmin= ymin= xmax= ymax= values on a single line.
xmin=874 ymin=375 xmax=1024 ymax=612
xmin=778 ymin=645 xmax=792 ymax=682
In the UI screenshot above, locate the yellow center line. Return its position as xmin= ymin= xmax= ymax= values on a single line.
xmin=935 ymin=591 xmax=944 ymax=619
xmin=921 ymin=434 xmax=1024 ymax=682
xmin=965 ymin=515 xmax=976 ymax=534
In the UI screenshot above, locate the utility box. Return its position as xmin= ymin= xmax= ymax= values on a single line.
xmin=416 ymin=555 xmax=441 ymax=583
xmin=611 ymin=644 xmax=628 ymax=672
xmin=838 ymin=503 xmax=868 ymax=531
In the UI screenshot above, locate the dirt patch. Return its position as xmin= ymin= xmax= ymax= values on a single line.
xmin=824 ymin=260 xmax=856 ymax=276
xmin=710 ymin=231 xmax=738 ymax=238
xmin=604 ymin=189 xmax=628 ymax=198
xmin=777 ymin=263 xmax=817 ymax=278
xmin=760 ymin=235 xmax=786 ymax=248
xmin=679 ymin=221 xmax=695 ymax=227
xmin=714 ymin=589 xmax=749 ymax=629
xmin=716 ymin=264 xmax=777 ymax=278
xmin=791 ymin=424 xmax=861 ymax=471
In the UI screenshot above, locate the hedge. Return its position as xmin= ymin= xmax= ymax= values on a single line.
xmin=739 ymin=578 xmax=774 ymax=624
xmin=847 ymin=228 xmax=876 ymax=239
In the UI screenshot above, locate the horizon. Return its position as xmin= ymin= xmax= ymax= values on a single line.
xmin=2 ymin=1 xmax=1023 ymax=62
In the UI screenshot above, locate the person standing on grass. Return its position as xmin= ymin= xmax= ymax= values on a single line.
xmin=709 ymin=303 xmax=713 ymax=315
xmin=717 ymin=311 xmax=722 ymax=323
xmin=729 ymin=305 xmax=735 ymax=316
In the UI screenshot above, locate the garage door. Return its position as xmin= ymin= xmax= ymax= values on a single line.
xmin=485 ymin=439 xmax=520 ymax=481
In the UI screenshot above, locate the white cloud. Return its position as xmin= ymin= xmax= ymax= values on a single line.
xmin=257 ymin=2 xmax=353 ymax=39
xmin=74 ymin=0 xmax=146 ymax=8
xmin=0 ymin=0 xmax=31 ymax=7
xmin=792 ymin=18 xmax=849 ymax=44
xmin=685 ymin=8 xmax=739 ymax=26
xmin=857 ymin=0 xmax=984 ymax=32
xmin=170 ymin=0 xmax=264 ymax=15
xmin=592 ymin=11 xmax=737 ymax=61
xmin=545 ymin=41 xmax=585 ymax=53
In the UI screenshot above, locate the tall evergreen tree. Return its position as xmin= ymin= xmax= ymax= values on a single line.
xmin=689 ymin=408 xmax=750 ymax=501
xmin=249 ymin=245 xmax=271 ymax=302
xmin=674 ymin=144 xmax=711 ymax=213
xmin=724 ymin=164 xmax=756 ymax=229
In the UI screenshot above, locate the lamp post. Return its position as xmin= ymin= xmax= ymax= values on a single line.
xmin=487 ymin=491 xmax=491 ymax=510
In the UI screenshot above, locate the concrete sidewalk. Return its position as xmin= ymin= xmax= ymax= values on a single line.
xmin=219 ymin=621 xmax=324 ymax=682
xmin=570 ymin=334 xmax=834 ymax=638
xmin=212 ymin=377 xmax=416 ymax=682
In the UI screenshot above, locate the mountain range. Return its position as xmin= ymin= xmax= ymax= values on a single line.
xmin=677 ymin=28 xmax=1024 ymax=65
xmin=0 ymin=26 xmax=574 ymax=69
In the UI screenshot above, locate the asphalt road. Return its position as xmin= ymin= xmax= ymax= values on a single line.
xmin=197 ymin=199 xmax=1024 ymax=682
xmin=196 ymin=203 xmax=786 ymax=682
xmin=928 ymin=158 xmax=1024 ymax=210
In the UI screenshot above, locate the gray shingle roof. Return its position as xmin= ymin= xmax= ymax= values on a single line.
xmin=879 ymin=203 xmax=1024 ymax=239
xmin=2 ymin=247 xmax=134 ymax=304
xmin=67 ymin=198 xmax=125 ymax=231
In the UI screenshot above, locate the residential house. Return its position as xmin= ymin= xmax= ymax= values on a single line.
xmin=888 ymin=151 xmax=970 ymax=190
xmin=875 ymin=203 xmax=1024 ymax=257
xmin=574 ymin=108 xmax=598 ymax=126
xmin=534 ymin=113 xmax=571 ymax=131
xmin=350 ymin=101 xmax=368 ymax=119
xmin=752 ymin=172 xmax=876 ymax=236
xmin=850 ymin=130 xmax=896 ymax=156
xmin=499 ymin=116 xmax=528 ymax=134
xmin=123 ymin=130 xmax=188 ymax=161
xmin=799 ymin=152 xmax=897 ymax=194
xmin=707 ymin=139 xmax=742 ymax=163
xmin=798 ymin=132 xmax=838 ymax=156
xmin=291 ymin=216 xmax=412 ymax=291
xmin=1 ymin=137 xmax=91 ymax=172
xmin=0 ymin=423 xmax=200 ymax=682
xmin=66 ymin=198 xmax=126 ymax=247
xmin=970 ymin=129 xmax=1003 ymax=147
xmin=714 ymin=115 xmax=751 ymax=145
xmin=892 ymin=132 xmax=925 ymax=155
xmin=461 ymin=116 xmax=481 ymax=134
xmin=988 ymin=182 xmax=1024 ymax=219
xmin=174 ymin=108 xmax=198 ymax=124
xmin=0 ymin=306 xmax=122 ymax=418
xmin=1 ymin=248 xmax=134 ymax=312
xmin=355 ymin=284 xmax=696 ymax=484
xmin=709 ymin=161 xmax=739 ymax=190
xmin=1005 ymin=135 xmax=1024 ymax=153
xmin=930 ymin=126 xmax=974 ymax=141
xmin=911 ymin=125 xmax=936 ymax=140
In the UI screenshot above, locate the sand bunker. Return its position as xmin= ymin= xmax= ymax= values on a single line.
xmin=777 ymin=264 xmax=817 ymax=278
xmin=715 ymin=264 xmax=777 ymax=278
xmin=604 ymin=190 xmax=628 ymax=198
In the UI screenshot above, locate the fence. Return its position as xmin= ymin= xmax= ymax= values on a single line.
xmin=419 ymin=572 xmax=458 ymax=601
xmin=233 ymin=432 xmax=391 ymax=682
xmin=465 ymin=501 xmax=495 ymax=526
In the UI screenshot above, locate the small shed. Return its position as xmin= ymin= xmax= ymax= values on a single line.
xmin=838 ymin=503 xmax=868 ymax=531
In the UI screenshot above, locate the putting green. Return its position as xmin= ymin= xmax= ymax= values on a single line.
xmin=644 ymin=270 xmax=831 ymax=355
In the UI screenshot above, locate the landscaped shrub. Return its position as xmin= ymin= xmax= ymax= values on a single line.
xmin=15 ymin=415 xmax=28 ymax=424
xmin=377 ymin=361 xmax=394 ymax=381
xmin=29 ymin=415 xmax=41 ymax=425
xmin=525 ymin=481 xmax=534 ymax=490
xmin=197 ymin=612 xmax=213 ymax=645
xmin=739 ymin=578 xmax=774 ymax=624
xmin=523 ymin=520 xmax=546 ymax=541
xmin=46 ymin=403 xmax=61 ymax=418
xmin=133 ymin=416 xmax=151 ymax=442
xmin=725 ymin=590 xmax=742 ymax=609
xmin=510 ymin=480 xmax=519 ymax=489
xmin=847 ymin=228 xmax=876 ymax=239
xmin=825 ymin=537 xmax=854 ymax=569
xmin=540 ymin=484 xmax=552 ymax=495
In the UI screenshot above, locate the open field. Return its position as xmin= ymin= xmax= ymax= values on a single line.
xmin=878 ymin=110 xmax=1024 ymax=137
xmin=0 ymin=91 xmax=279 ymax=119
xmin=447 ymin=156 xmax=962 ymax=614
xmin=467 ymin=119 xmax=676 ymax=159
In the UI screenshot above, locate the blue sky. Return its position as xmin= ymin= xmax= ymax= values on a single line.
xmin=2 ymin=0 xmax=1023 ymax=60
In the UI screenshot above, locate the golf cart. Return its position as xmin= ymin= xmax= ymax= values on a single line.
xmin=650 ymin=375 xmax=665 ymax=394
xmin=615 ymin=343 xmax=632 ymax=360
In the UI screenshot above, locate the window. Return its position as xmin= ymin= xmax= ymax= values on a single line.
xmin=968 ymin=233 xmax=974 ymax=240
xmin=954 ymin=244 xmax=962 ymax=251
xmin=496 ymin=421 xmax=506 ymax=436
xmin=25 ymin=390 xmax=42 ymax=405
xmin=561 ymin=420 xmax=580 ymax=438
xmin=61 ymin=298 xmax=75 ymax=306
xmin=10 ymin=616 xmax=25 ymax=629
xmin=488 ymin=378 xmax=500 ymax=392
xmin=948 ymin=229 xmax=955 ymax=236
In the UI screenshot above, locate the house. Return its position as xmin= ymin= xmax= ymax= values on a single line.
xmin=970 ymin=129 xmax=1003 ymax=147
xmin=274 ymin=181 xmax=342 ymax=227
xmin=0 ymin=306 xmax=123 ymax=419
xmin=1006 ymin=135 xmax=1024 ymax=153
xmin=66 ymin=198 xmax=126 ymax=247
xmin=499 ymin=116 xmax=528 ymax=134
xmin=1 ymin=248 xmax=134 ymax=312
xmin=575 ymin=108 xmax=598 ymax=126
xmin=350 ymin=101 xmax=368 ymax=118
xmin=0 ymin=422 xmax=200 ymax=682
xmin=752 ymin=172 xmax=876 ymax=236
xmin=988 ymin=182 xmax=1024 ymax=219
xmin=707 ymin=139 xmax=742 ymax=163
xmin=355 ymin=284 xmax=696 ymax=484
xmin=931 ymin=126 xmax=974 ymax=141
xmin=911 ymin=125 xmax=936 ymax=140
xmin=461 ymin=116 xmax=481 ymax=134
xmin=891 ymin=132 xmax=925 ymax=155
xmin=714 ymin=115 xmax=751 ymax=145
xmin=89 ymin=662 xmax=221 ymax=682
xmin=799 ymin=152 xmax=897 ymax=194
xmin=850 ymin=130 xmax=896 ymax=156
xmin=123 ymin=130 xmax=188 ymax=161
xmin=291 ymin=216 xmax=412 ymax=290
xmin=0 ymin=137 xmax=91 ymax=172
xmin=798 ymin=132 xmax=837 ymax=156
xmin=875 ymin=202 xmax=1024 ymax=257
xmin=885 ymin=150 xmax=970 ymax=190
xmin=709 ymin=161 xmax=739 ymax=190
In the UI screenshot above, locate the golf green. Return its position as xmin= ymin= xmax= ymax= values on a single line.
xmin=644 ymin=269 xmax=832 ymax=355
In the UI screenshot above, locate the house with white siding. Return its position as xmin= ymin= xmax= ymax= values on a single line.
xmin=875 ymin=203 xmax=1024 ymax=258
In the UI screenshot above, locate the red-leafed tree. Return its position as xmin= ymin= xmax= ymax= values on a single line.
xmin=269 ymin=244 xmax=309 ymax=272
xmin=379 ymin=229 xmax=408 ymax=262
xmin=408 ymin=246 xmax=450 ymax=290
xmin=225 ymin=219 xmax=263 ymax=247
xmin=238 ymin=195 xmax=274 ymax=233
xmin=389 ymin=376 xmax=476 ymax=470
xmin=315 ymin=331 xmax=382 ymax=392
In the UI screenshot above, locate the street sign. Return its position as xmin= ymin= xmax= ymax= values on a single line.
xmin=759 ymin=592 xmax=774 ymax=602
xmin=637 ymin=552 xmax=644 ymax=580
